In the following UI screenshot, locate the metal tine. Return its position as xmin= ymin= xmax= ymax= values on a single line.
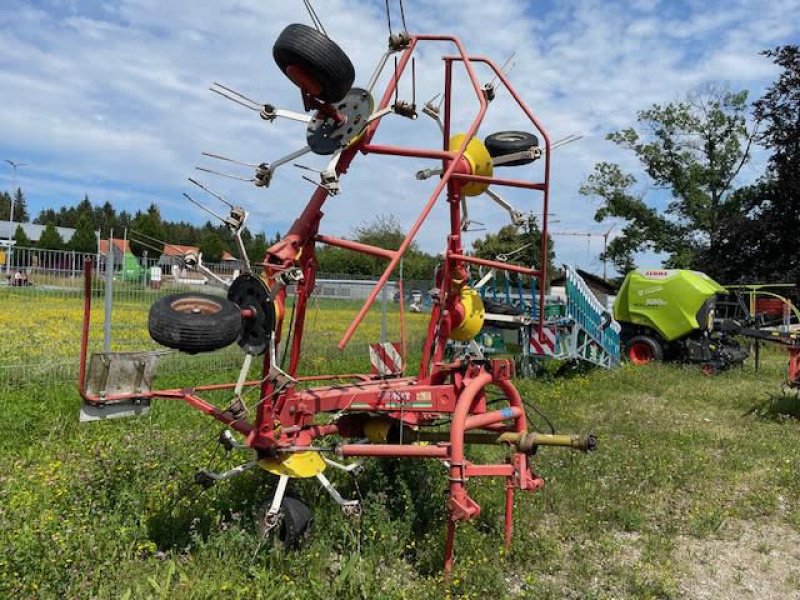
xmin=293 ymin=162 xmax=323 ymax=173
xmin=182 ymin=192 xmax=227 ymax=224
xmin=195 ymin=166 xmax=254 ymax=183
xmin=130 ymin=229 xmax=188 ymax=257
xmin=301 ymin=175 xmax=328 ymax=191
xmin=209 ymin=82 xmax=262 ymax=111
xmin=551 ymin=134 xmax=583 ymax=150
xmin=489 ymin=50 xmax=517 ymax=87
xmin=187 ymin=177 xmax=235 ymax=209
xmin=202 ymin=151 xmax=260 ymax=169
xmin=126 ymin=233 xmax=164 ymax=257
xmin=210 ymin=87 xmax=258 ymax=112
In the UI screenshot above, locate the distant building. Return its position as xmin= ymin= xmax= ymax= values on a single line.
xmin=221 ymin=250 xmax=243 ymax=270
xmin=551 ymin=268 xmax=618 ymax=310
xmin=98 ymin=238 xmax=132 ymax=257
xmin=0 ymin=220 xmax=88 ymax=245
xmin=158 ymin=244 xmax=200 ymax=268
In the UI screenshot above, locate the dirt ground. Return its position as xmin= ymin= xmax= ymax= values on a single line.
xmin=676 ymin=520 xmax=800 ymax=599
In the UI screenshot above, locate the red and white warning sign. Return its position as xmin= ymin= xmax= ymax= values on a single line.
xmin=529 ymin=326 xmax=557 ymax=356
xmin=369 ymin=342 xmax=404 ymax=376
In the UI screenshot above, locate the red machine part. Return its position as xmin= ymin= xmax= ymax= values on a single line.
xmin=78 ymin=33 xmax=584 ymax=574
xmin=788 ymin=347 xmax=800 ymax=388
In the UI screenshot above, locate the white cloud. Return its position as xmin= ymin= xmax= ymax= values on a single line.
xmin=0 ymin=0 xmax=798 ymax=273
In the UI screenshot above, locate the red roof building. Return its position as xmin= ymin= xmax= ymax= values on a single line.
xmin=98 ymin=238 xmax=132 ymax=256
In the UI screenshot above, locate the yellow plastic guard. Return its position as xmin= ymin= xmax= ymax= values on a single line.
xmin=450 ymin=286 xmax=485 ymax=341
xmin=258 ymin=451 xmax=326 ymax=478
xmin=449 ymin=134 xmax=493 ymax=197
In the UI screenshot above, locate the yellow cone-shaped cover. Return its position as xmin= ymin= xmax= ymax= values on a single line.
xmin=450 ymin=286 xmax=486 ymax=341
xmin=449 ymin=134 xmax=493 ymax=197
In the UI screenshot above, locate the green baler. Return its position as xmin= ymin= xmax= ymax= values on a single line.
xmin=613 ymin=269 xmax=748 ymax=372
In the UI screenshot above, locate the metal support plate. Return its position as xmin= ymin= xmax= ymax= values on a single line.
xmin=80 ymin=351 xmax=160 ymax=422
xmin=307 ymin=88 xmax=374 ymax=155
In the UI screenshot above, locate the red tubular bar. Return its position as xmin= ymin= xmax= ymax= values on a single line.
xmin=183 ymin=393 xmax=252 ymax=436
xmin=338 ymin=35 xmax=490 ymax=350
xmin=316 ymin=234 xmax=397 ymax=260
xmin=466 ymin=464 xmax=515 ymax=477
xmin=78 ymin=259 xmax=92 ymax=398
xmin=474 ymin=55 xmax=552 ymax=343
xmin=464 ymin=406 xmax=523 ymax=431
xmin=447 ymin=253 xmax=540 ymax=276
xmin=338 ymin=444 xmax=449 ymax=458
xmin=443 ymin=54 xmax=552 ymax=342
xmin=449 ymin=173 xmax=546 ymax=190
xmin=361 ymin=144 xmax=456 ymax=161
xmin=448 ymin=370 xmax=493 ymax=509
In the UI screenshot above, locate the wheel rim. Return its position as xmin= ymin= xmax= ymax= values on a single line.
xmin=701 ymin=364 xmax=716 ymax=376
xmin=170 ymin=297 xmax=222 ymax=316
xmin=629 ymin=342 xmax=653 ymax=365
xmin=285 ymin=65 xmax=322 ymax=97
xmin=496 ymin=132 xmax=527 ymax=142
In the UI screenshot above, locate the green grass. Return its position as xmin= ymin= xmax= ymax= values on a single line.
xmin=1 ymin=303 xmax=800 ymax=598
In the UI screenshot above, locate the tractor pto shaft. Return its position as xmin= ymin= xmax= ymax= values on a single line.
xmin=408 ymin=429 xmax=596 ymax=453
xmin=499 ymin=431 xmax=597 ymax=453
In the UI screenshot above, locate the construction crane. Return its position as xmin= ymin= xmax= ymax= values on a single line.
xmin=551 ymin=225 xmax=615 ymax=280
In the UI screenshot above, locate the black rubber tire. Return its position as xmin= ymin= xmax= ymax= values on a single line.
xmin=483 ymin=298 xmax=523 ymax=316
xmin=148 ymin=293 xmax=242 ymax=353
xmin=483 ymin=298 xmax=523 ymax=330
xmin=278 ymin=496 xmax=313 ymax=550
xmin=626 ymin=334 xmax=664 ymax=365
xmin=273 ymin=23 xmax=355 ymax=103
xmin=484 ymin=131 xmax=539 ymax=166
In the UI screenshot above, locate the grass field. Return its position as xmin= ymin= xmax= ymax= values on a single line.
xmin=2 ymin=298 xmax=800 ymax=599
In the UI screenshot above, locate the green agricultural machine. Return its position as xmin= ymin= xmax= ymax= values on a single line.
xmin=613 ymin=269 xmax=749 ymax=373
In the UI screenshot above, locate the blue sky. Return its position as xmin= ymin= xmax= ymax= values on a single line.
xmin=1 ymin=0 xmax=798 ymax=273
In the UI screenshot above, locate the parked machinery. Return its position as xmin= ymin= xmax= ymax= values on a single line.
xmin=614 ymin=269 xmax=748 ymax=373
xmin=78 ymin=22 xmax=595 ymax=572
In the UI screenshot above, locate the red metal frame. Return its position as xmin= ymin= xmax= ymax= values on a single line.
xmin=77 ymin=34 xmax=578 ymax=573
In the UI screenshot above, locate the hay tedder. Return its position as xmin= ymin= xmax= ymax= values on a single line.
xmin=78 ymin=22 xmax=595 ymax=571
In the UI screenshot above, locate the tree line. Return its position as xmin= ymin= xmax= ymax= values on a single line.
xmin=5 ymin=187 xmax=551 ymax=281
xmin=580 ymin=45 xmax=800 ymax=284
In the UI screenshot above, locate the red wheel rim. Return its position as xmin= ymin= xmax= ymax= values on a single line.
xmin=285 ymin=65 xmax=323 ymax=97
xmin=701 ymin=364 xmax=715 ymax=376
xmin=629 ymin=342 xmax=653 ymax=365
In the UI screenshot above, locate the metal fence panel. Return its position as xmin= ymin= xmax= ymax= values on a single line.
xmin=1 ymin=246 xmax=434 ymax=389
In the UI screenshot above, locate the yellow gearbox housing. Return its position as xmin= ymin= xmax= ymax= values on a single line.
xmin=449 ymin=134 xmax=493 ymax=197
xmin=450 ymin=285 xmax=485 ymax=341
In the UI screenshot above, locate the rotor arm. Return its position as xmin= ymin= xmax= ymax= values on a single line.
xmin=485 ymin=188 xmax=525 ymax=227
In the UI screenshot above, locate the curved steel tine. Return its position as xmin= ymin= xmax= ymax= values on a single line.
xmin=209 ymin=82 xmax=261 ymax=111
xmin=182 ymin=192 xmax=226 ymax=223
xmin=195 ymin=166 xmax=254 ymax=183
xmin=187 ymin=178 xmax=235 ymax=209
xmin=202 ymin=151 xmax=260 ymax=168
xmin=293 ymin=163 xmax=322 ymax=173
xmin=211 ymin=82 xmax=262 ymax=106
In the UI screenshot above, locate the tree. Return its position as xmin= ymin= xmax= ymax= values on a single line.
xmin=316 ymin=215 xmax=438 ymax=280
xmin=199 ymin=231 xmax=225 ymax=262
xmin=69 ymin=214 xmax=99 ymax=253
xmin=11 ymin=189 xmax=28 ymax=222
xmin=130 ymin=204 xmax=166 ymax=257
xmin=743 ymin=46 xmax=800 ymax=282
xmin=472 ymin=215 xmax=555 ymax=283
xmin=13 ymin=225 xmax=30 ymax=248
xmin=0 ymin=191 xmax=10 ymax=221
xmin=37 ymin=222 xmax=65 ymax=250
xmin=579 ymin=87 xmax=756 ymax=277
xmin=247 ymin=232 xmax=268 ymax=265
